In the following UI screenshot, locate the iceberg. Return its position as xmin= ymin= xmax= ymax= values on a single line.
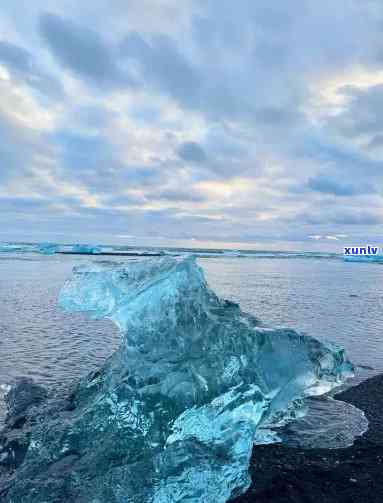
xmin=0 ymin=257 xmax=353 ymax=502
xmin=0 ymin=243 xmax=34 ymax=253
xmin=38 ymin=242 xmax=59 ymax=255
xmin=71 ymin=243 xmax=102 ymax=254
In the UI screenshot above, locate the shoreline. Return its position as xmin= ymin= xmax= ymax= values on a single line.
xmin=232 ymin=373 xmax=383 ymax=502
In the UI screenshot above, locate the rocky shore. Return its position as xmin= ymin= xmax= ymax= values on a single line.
xmin=233 ymin=373 xmax=383 ymax=503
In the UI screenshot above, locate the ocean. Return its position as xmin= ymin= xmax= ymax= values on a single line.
xmin=1 ymin=246 xmax=382 ymax=422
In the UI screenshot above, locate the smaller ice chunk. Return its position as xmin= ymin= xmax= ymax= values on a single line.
xmin=71 ymin=244 xmax=102 ymax=254
xmin=38 ymin=243 xmax=58 ymax=255
xmin=0 ymin=243 xmax=32 ymax=253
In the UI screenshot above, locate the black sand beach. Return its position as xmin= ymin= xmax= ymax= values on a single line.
xmin=1 ymin=374 xmax=382 ymax=501
xmin=233 ymin=374 xmax=383 ymax=503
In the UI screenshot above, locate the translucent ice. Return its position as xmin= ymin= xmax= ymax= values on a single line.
xmin=0 ymin=243 xmax=32 ymax=253
xmin=71 ymin=243 xmax=101 ymax=254
xmin=38 ymin=242 xmax=58 ymax=255
xmin=2 ymin=257 xmax=353 ymax=502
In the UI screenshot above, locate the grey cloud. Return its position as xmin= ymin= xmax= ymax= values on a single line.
xmin=295 ymin=134 xmax=383 ymax=185
xmin=0 ymin=112 xmax=51 ymax=185
xmin=177 ymin=142 xmax=206 ymax=163
xmin=332 ymin=211 xmax=383 ymax=226
xmin=70 ymin=105 xmax=113 ymax=131
xmin=120 ymin=31 xmax=253 ymax=121
xmin=50 ymin=130 xmax=166 ymax=196
xmin=0 ymin=194 xmax=96 ymax=216
xmin=0 ymin=40 xmax=63 ymax=97
xmin=307 ymin=175 xmax=376 ymax=196
xmin=154 ymin=189 xmax=207 ymax=203
xmin=368 ymin=134 xmax=383 ymax=150
xmin=255 ymin=107 xmax=304 ymax=126
xmin=101 ymin=193 xmax=146 ymax=207
xmin=329 ymin=84 xmax=383 ymax=139
xmin=114 ymin=0 xmax=378 ymax=123
xmin=39 ymin=13 xmax=133 ymax=89
xmin=120 ymin=32 xmax=201 ymax=104
xmin=0 ymin=41 xmax=31 ymax=73
xmin=296 ymin=207 xmax=383 ymax=227
xmin=0 ymin=196 xmax=50 ymax=212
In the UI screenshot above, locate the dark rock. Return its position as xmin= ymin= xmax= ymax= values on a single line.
xmin=0 ymin=378 xmax=48 ymax=474
xmin=0 ymin=431 xmax=30 ymax=470
xmin=5 ymin=377 xmax=47 ymax=423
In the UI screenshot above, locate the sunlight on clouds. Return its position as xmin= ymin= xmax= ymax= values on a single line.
xmin=24 ymin=154 xmax=102 ymax=209
xmin=0 ymin=64 xmax=10 ymax=81
xmin=310 ymin=66 xmax=383 ymax=119
xmin=0 ymin=74 xmax=59 ymax=131
xmin=49 ymin=178 xmax=100 ymax=208
xmin=196 ymin=178 xmax=252 ymax=200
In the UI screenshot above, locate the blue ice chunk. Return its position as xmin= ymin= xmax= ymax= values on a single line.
xmin=0 ymin=243 xmax=33 ymax=253
xmin=56 ymin=257 xmax=352 ymax=502
xmin=4 ymin=257 xmax=353 ymax=502
xmin=71 ymin=243 xmax=102 ymax=254
xmin=38 ymin=242 xmax=58 ymax=255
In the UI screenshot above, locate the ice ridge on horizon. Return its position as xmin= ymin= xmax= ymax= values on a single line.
xmin=4 ymin=240 xmax=383 ymax=262
xmin=1 ymin=256 xmax=353 ymax=502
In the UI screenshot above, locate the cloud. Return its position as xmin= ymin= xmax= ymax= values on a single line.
xmin=177 ymin=142 xmax=206 ymax=163
xmin=152 ymin=189 xmax=207 ymax=203
xmin=39 ymin=13 xmax=133 ymax=89
xmin=329 ymin=84 xmax=383 ymax=140
xmin=0 ymin=1 xmax=383 ymax=246
xmin=332 ymin=211 xmax=383 ymax=226
xmin=307 ymin=174 xmax=376 ymax=196
xmin=0 ymin=196 xmax=50 ymax=212
xmin=297 ymin=205 xmax=383 ymax=227
xmin=0 ymin=40 xmax=63 ymax=97
xmin=0 ymin=41 xmax=32 ymax=74
xmin=0 ymin=105 xmax=52 ymax=185
xmin=120 ymin=32 xmax=201 ymax=104
xmin=50 ymin=130 xmax=165 ymax=196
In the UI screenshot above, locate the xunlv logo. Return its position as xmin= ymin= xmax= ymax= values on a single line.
xmin=344 ymin=246 xmax=380 ymax=255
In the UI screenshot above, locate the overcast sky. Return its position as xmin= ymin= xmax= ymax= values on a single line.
xmin=0 ymin=0 xmax=382 ymax=250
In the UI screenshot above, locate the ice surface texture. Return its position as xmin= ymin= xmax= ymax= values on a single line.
xmin=2 ymin=257 xmax=353 ymax=502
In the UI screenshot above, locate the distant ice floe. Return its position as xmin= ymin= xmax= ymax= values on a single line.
xmin=343 ymin=255 xmax=383 ymax=263
xmin=1 ymin=240 xmax=383 ymax=264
